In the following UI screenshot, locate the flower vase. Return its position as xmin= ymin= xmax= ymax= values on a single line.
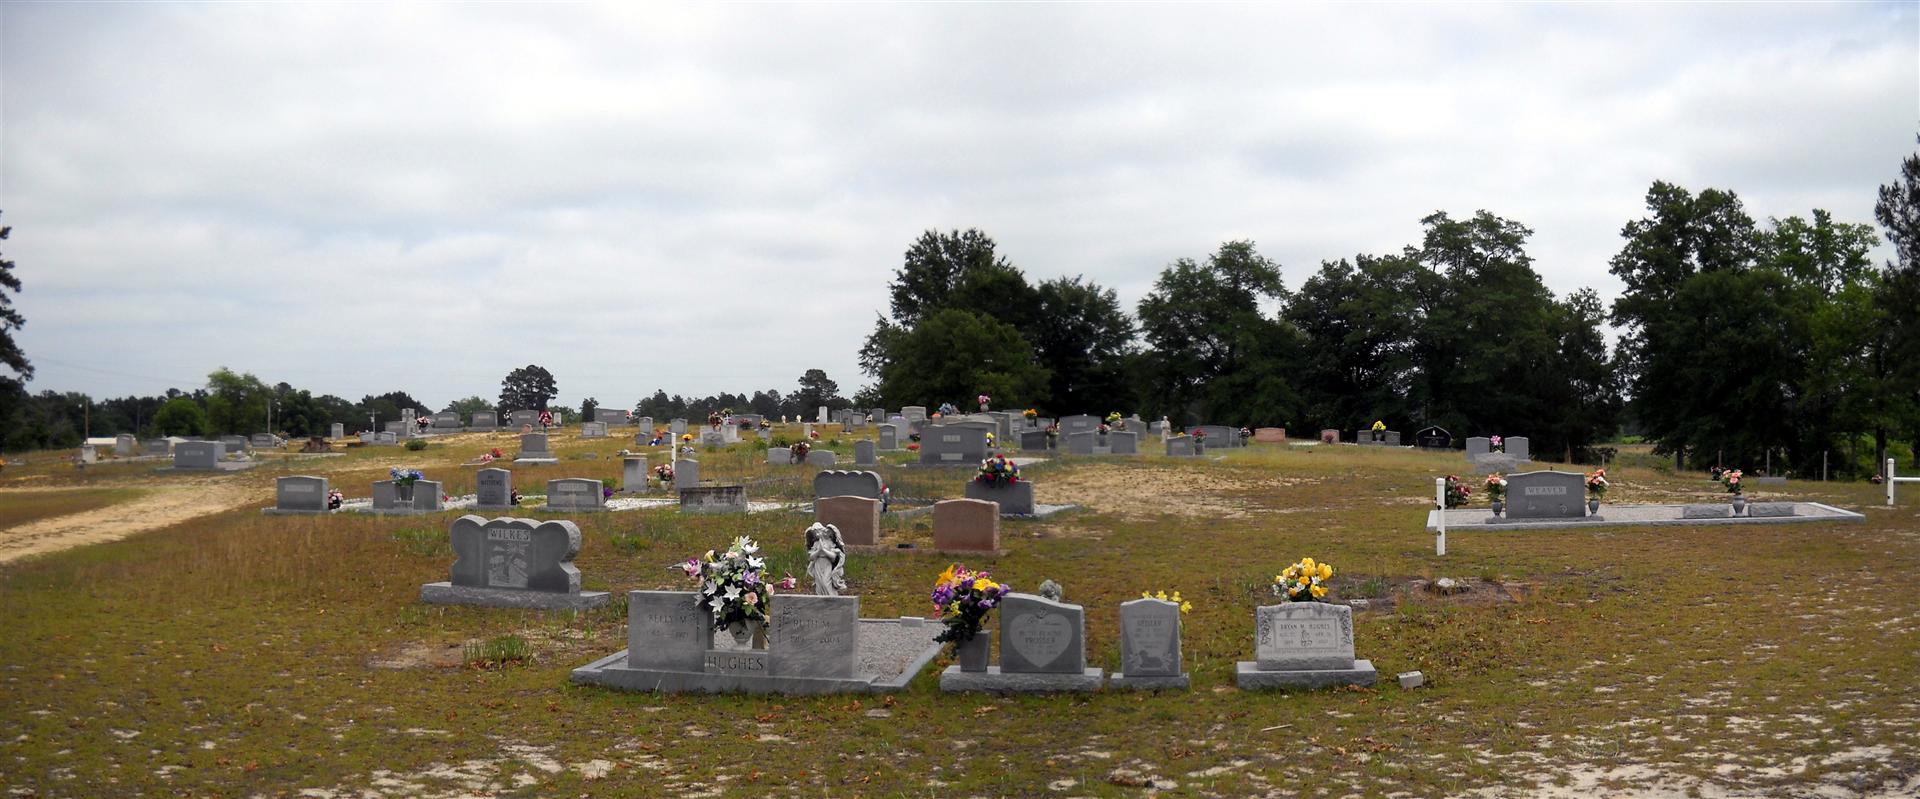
xmin=728 ymin=620 xmax=767 ymax=649
xmin=1588 ymin=498 xmax=1600 ymax=515
xmin=1732 ymin=495 xmax=1747 ymax=515
xmin=957 ymin=630 xmax=991 ymax=672
xmin=1490 ymin=500 xmax=1504 ymax=516
xmin=396 ymin=482 xmax=415 ymax=503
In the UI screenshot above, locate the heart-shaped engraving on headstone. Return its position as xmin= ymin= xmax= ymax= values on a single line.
xmin=1007 ymin=612 xmax=1073 ymax=667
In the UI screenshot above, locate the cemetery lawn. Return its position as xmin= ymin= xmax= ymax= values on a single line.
xmin=1 ymin=434 xmax=1916 ymax=797
xmin=0 ymin=487 xmax=147 ymax=532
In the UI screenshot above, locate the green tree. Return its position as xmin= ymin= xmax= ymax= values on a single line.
xmin=579 ymin=397 xmax=599 ymax=421
xmin=790 ymin=369 xmax=844 ymax=413
xmin=1030 ymin=276 xmax=1135 ymax=414
xmin=445 ymin=396 xmax=494 ymax=418
xmin=1876 ymin=135 xmax=1920 ymax=470
xmin=1284 ymin=254 xmax=1426 ymax=431
xmin=498 ymin=365 xmax=557 ymax=412
xmin=204 ymin=368 xmax=270 ymax=435
xmin=0 ymin=212 xmax=28 ymax=385
xmin=152 ymin=397 xmax=209 ymax=437
xmin=1136 ymin=241 xmax=1287 ymax=424
xmin=876 ymin=309 xmax=1049 ymax=408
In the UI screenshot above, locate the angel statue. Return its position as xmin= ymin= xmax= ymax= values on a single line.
xmin=804 ymin=522 xmax=848 ymax=596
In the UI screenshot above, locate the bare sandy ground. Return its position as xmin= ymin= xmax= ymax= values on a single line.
xmin=0 ymin=481 xmax=257 ymax=564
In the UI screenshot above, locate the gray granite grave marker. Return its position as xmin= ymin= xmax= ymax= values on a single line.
xmin=626 ymin=591 xmax=711 ymax=671
xmin=546 ymin=478 xmax=606 ymax=511
xmin=999 ymin=593 xmax=1087 ymax=674
xmin=421 ymin=515 xmax=609 ymax=609
xmin=770 ymin=594 xmax=859 ymax=679
xmin=475 ymin=468 xmax=513 ymax=510
xmin=1505 ymin=471 xmax=1587 ymax=519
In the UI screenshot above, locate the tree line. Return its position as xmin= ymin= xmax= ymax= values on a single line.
xmin=855 ymin=142 xmax=1920 ymax=476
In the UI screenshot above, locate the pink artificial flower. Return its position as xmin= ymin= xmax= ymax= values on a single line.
xmin=778 ymin=576 xmax=797 ymax=590
xmin=744 ymin=592 xmax=758 ymax=605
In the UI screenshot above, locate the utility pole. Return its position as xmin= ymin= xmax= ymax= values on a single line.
xmin=81 ymin=396 xmax=90 ymax=439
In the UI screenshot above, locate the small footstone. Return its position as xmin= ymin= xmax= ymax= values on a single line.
xmin=1398 ymin=671 xmax=1425 ymax=689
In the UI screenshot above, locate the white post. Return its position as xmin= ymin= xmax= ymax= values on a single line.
xmin=1434 ymin=477 xmax=1447 ymax=556
xmin=1891 ymin=458 xmax=1898 ymax=507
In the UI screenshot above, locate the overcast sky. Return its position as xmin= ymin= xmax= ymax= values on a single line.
xmin=2 ymin=3 xmax=1914 ymax=409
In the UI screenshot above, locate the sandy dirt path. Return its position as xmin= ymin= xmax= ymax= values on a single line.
xmin=0 ymin=481 xmax=258 ymax=565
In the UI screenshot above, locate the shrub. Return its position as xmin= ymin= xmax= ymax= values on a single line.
xmin=404 ymin=438 xmax=428 ymax=451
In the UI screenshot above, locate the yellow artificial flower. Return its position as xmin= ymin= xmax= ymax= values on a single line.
xmin=936 ymin=564 xmax=957 ymax=587
xmin=1141 ymin=591 xmax=1153 ymax=599
xmin=1154 ymin=590 xmax=1169 ymax=601
xmin=1318 ymin=563 xmax=1333 ymax=580
xmin=1310 ymin=584 xmax=1328 ymax=598
xmin=1302 ymin=557 xmax=1317 ymax=573
xmin=1179 ymin=601 xmax=1193 ymax=614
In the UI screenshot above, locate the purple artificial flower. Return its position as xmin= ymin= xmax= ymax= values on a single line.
xmin=979 ymin=599 xmax=995 ymax=609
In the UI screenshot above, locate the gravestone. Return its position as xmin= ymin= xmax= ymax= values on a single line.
xmin=932 ymin=498 xmax=1000 ymax=552
xmin=769 ymin=595 xmax=860 ymax=679
xmin=115 ymin=434 xmax=136 ymax=455
xmin=964 ymin=479 xmax=1035 ymax=516
xmin=1505 ymin=471 xmax=1587 ymax=519
xmin=919 ymin=426 xmax=989 ymax=465
xmin=220 ymin=435 xmax=249 ymax=452
xmin=1058 ymin=414 xmax=1100 ymax=437
xmin=1111 ymin=598 xmax=1188 ymax=690
xmin=1319 ymin=429 xmax=1339 ymax=444
xmin=854 ymin=440 xmax=876 ymax=465
xmin=1253 ymin=427 xmax=1287 ymax=443
xmin=1466 ymin=436 xmax=1490 ymax=457
xmin=1064 ymin=431 xmax=1096 ymax=455
xmin=805 ymin=450 xmax=838 ymax=467
xmin=432 ymin=412 xmax=461 ymax=429
xmin=1748 ymin=502 xmax=1796 ymax=518
xmin=1109 ymin=431 xmax=1139 ymax=455
xmin=901 ymin=406 xmax=928 ymax=421
xmin=817 ymin=405 xmax=829 ymax=424
xmin=635 ymin=416 xmax=653 ymax=430
xmin=595 ymin=408 xmax=627 ymax=426
xmin=814 ymin=470 xmax=884 ymax=501
xmin=518 ymin=433 xmax=555 ymax=461
xmin=470 ymin=411 xmax=498 ymax=430
xmin=173 ymin=441 xmax=224 ymax=470
xmin=79 ymin=444 xmax=97 ymax=464
xmin=942 ymin=593 xmax=1102 ymax=692
xmin=360 ymin=432 xmax=376 ymax=444
xmin=1682 ymin=504 xmax=1728 ymax=519
xmin=999 ymin=594 xmax=1087 ymax=673
xmin=816 ymin=495 xmax=882 ymax=546
xmin=1020 ymin=430 xmax=1050 ymax=452
xmin=1165 ymin=437 xmax=1195 ymax=457
xmin=1236 ymin=602 xmax=1376 ymax=689
xmin=329 ymin=423 xmax=345 ymax=439
xmin=475 ymin=468 xmax=514 ymax=510
xmin=877 ymin=425 xmax=900 ymax=451
xmin=679 ymin=485 xmax=747 ymax=514
xmin=670 ymin=418 xmax=688 ymax=435
xmin=1193 ymin=425 xmax=1236 ymax=448
xmin=249 ymin=433 xmax=279 ymax=449
xmin=580 ymin=421 xmax=608 ymax=438
xmin=700 ymin=430 xmax=725 ymax=448
xmin=141 ymin=439 xmax=170 ymax=456
xmin=373 ymin=479 xmax=443 ymax=513
xmin=420 ymin=516 xmax=610 ymax=609
xmin=546 ymin=478 xmax=606 ymax=512
xmin=626 ymin=591 xmax=711 ymax=671
xmin=376 ymin=431 xmax=400 ymax=445
xmin=384 ymin=421 xmax=406 ymax=435
xmin=673 ymin=459 xmax=700 ymax=490
xmin=265 ymin=475 xmax=330 ymax=515
xmin=621 ymin=457 xmax=647 ymax=493
xmin=1413 ymin=426 xmax=1452 ymax=449
xmin=768 ymin=447 xmax=798 ymax=465
xmin=1506 ymin=436 xmax=1531 ymax=461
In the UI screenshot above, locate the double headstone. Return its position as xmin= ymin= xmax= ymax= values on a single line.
xmin=1236 ymin=602 xmax=1376 ymax=689
xmin=595 ymin=408 xmax=627 ymax=426
xmin=432 ymin=412 xmax=461 ymax=430
xmin=144 ymin=439 xmax=171 ymax=456
xmin=518 ymin=433 xmax=555 ymax=461
xmin=1111 ymin=598 xmax=1188 ymax=689
xmin=263 ymin=475 xmax=330 ymax=515
xmin=1058 ymin=415 xmax=1100 ymax=437
xmin=173 ymin=440 xmax=224 ymax=470
xmin=580 ymin=421 xmax=609 ymax=438
xmin=420 ymin=516 xmax=610 ymax=609
xmin=813 ymin=470 xmax=884 ymax=502
xmin=963 ymin=479 xmax=1035 ymax=516
xmin=1253 ymin=427 xmax=1286 ymax=443
xmin=546 ymin=478 xmax=606 ymax=512
xmin=1503 ymin=470 xmax=1587 ymax=519
xmin=373 ymin=479 xmax=443 ymax=514
xmin=470 ymin=411 xmax=498 ymax=430
xmin=919 ymin=426 xmax=989 ymax=465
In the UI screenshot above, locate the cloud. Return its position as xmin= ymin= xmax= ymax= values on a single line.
xmin=2 ymin=2 xmax=1912 ymax=404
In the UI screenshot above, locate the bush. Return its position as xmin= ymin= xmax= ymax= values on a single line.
xmin=404 ymin=438 xmax=428 ymax=451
